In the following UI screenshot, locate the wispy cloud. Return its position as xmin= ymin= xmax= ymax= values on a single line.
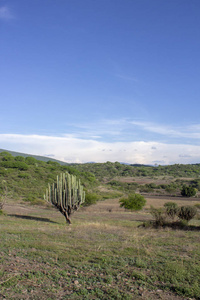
xmin=115 ymin=74 xmax=138 ymax=83
xmin=1 ymin=133 xmax=200 ymax=165
xmin=63 ymin=118 xmax=200 ymax=144
xmin=0 ymin=5 xmax=14 ymax=20
xmin=63 ymin=119 xmax=127 ymax=140
xmin=129 ymin=120 xmax=200 ymax=140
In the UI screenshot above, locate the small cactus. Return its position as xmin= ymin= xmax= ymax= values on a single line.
xmin=45 ymin=172 xmax=85 ymax=224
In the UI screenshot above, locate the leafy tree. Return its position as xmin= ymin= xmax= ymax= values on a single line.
xmin=181 ymin=185 xmax=196 ymax=197
xmin=119 ymin=193 xmax=146 ymax=211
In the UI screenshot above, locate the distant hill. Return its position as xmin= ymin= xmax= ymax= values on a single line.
xmin=130 ymin=163 xmax=153 ymax=167
xmin=0 ymin=149 xmax=68 ymax=165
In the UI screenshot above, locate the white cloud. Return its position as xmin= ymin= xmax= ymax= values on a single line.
xmin=0 ymin=6 xmax=13 ymax=20
xmin=1 ymin=133 xmax=200 ymax=165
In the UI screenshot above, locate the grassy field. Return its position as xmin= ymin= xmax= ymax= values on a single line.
xmin=0 ymin=196 xmax=200 ymax=300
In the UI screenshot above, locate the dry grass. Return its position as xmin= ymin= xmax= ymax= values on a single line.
xmin=145 ymin=195 xmax=200 ymax=208
xmin=1 ymin=196 xmax=200 ymax=299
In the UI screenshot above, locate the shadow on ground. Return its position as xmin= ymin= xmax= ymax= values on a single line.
xmin=140 ymin=221 xmax=200 ymax=231
xmin=8 ymin=214 xmax=58 ymax=224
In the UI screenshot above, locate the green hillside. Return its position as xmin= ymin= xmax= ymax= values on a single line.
xmin=0 ymin=148 xmax=68 ymax=165
xmin=71 ymin=161 xmax=200 ymax=179
xmin=1 ymin=150 xmax=200 ymax=205
xmin=0 ymin=151 xmax=97 ymax=204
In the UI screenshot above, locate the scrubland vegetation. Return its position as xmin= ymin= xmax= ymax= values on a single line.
xmin=0 ymin=151 xmax=200 ymax=299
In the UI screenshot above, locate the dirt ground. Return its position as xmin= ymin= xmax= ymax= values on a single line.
xmin=4 ymin=194 xmax=200 ymax=224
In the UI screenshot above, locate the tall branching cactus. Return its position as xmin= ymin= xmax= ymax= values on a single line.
xmin=45 ymin=172 xmax=85 ymax=224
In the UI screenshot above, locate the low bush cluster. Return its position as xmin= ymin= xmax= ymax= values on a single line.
xmin=164 ymin=202 xmax=178 ymax=220
xmin=108 ymin=180 xmax=138 ymax=193
xmin=178 ymin=205 xmax=197 ymax=222
xmin=149 ymin=202 xmax=197 ymax=227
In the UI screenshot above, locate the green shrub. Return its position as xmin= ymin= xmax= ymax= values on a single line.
xmin=139 ymin=185 xmax=153 ymax=193
xmin=164 ymin=202 xmax=178 ymax=220
xmin=84 ymin=193 xmax=100 ymax=206
xmin=159 ymin=184 xmax=167 ymax=189
xmin=15 ymin=161 xmax=29 ymax=170
xmin=191 ymin=179 xmax=200 ymax=191
xmin=0 ymin=208 xmax=6 ymax=215
xmin=119 ymin=193 xmax=146 ymax=211
xmin=148 ymin=183 xmax=157 ymax=189
xmin=25 ymin=157 xmax=37 ymax=165
xmin=1 ymin=152 xmax=13 ymax=161
xmin=18 ymin=173 xmax=30 ymax=179
xmin=24 ymin=193 xmax=37 ymax=203
xmin=178 ymin=206 xmax=197 ymax=222
xmin=181 ymin=185 xmax=196 ymax=197
xmin=165 ymin=186 xmax=177 ymax=194
xmin=0 ymin=161 xmax=28 ymax=170
xmin=15 ymin=156 xmax=25 ymax=162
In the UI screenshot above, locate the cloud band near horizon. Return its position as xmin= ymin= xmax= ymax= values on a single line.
xmin=0 ymin=133 xmax=200 ymax=165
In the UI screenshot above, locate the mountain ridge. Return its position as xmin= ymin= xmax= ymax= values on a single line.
xmin=0 ymin=148 xmax=68 ymax=165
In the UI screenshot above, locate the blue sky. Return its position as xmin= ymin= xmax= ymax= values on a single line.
xmin=1 ymin=0 xmax=200 ymax=164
